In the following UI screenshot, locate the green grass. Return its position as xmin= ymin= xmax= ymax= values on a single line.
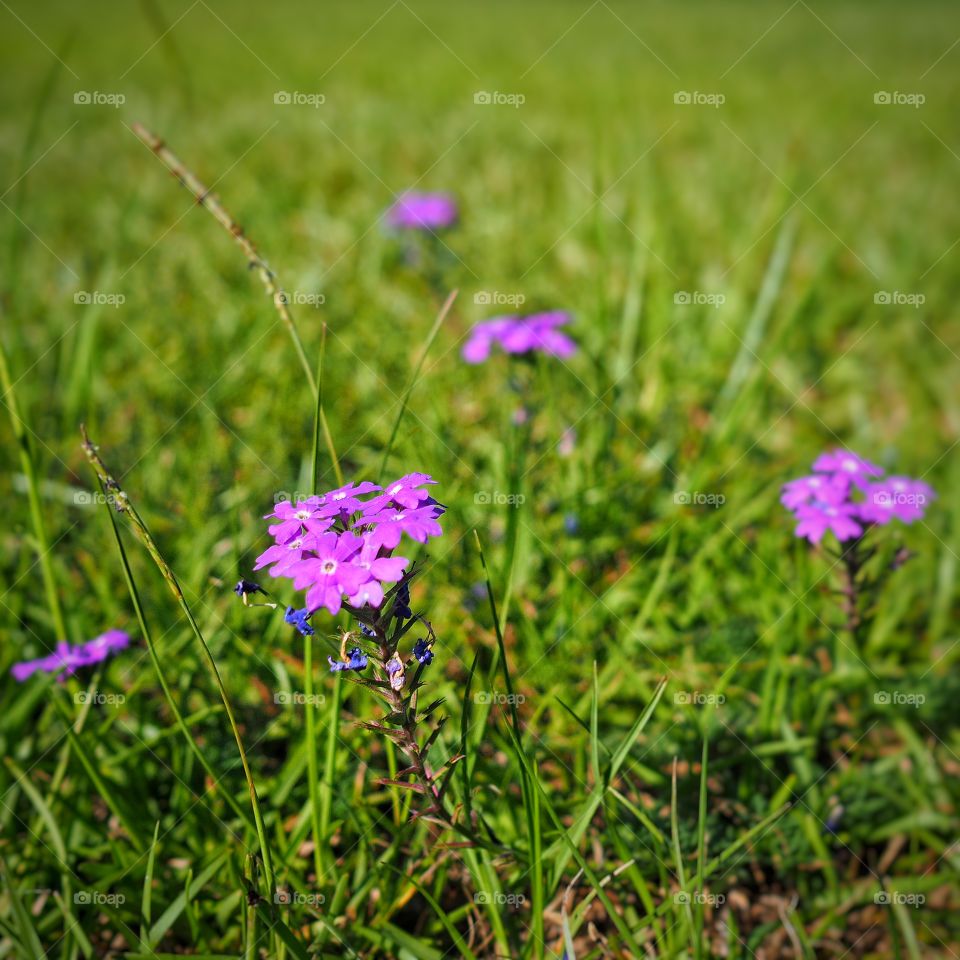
xmin=1 ymin=1 xmax=959 ymax=957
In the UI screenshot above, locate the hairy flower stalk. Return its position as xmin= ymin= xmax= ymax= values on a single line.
xmin=354 ymin=591 xmax=458 ymax=825
xmin=245 ymin=474 xmax=460 ymax=825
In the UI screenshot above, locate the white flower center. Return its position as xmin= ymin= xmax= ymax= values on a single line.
xmin=321 ymin=559 xmax=337 ymax=575
xmin=295 ymin=510 xmax=312 ymax=520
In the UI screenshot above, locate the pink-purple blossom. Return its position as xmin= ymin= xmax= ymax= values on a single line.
xmin=462 ymin=311 xmax=577 ymax=364
xmin=11 ymin=630 xmax=131 ymax=682
xmin=385 ymin=192 xmax=458 ymax=231
xmin=792 ymin=502 xmax=863 ymax=544
xmin=811 ymin=450 xmax=882 ymax=489
xmin=253 ymin=474 xmax=443 ymax=618
xmin=783 ymin=450 xmax=934 ymax=544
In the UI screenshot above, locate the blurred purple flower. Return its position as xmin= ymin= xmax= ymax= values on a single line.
xmin=780 ymin=473 xmax=849 ymax=511
xmin=812 ymin=450 xmax=882 ymax=489
xmin=783 ymin=450 xmax=934 ymax=544
xmin=859 ymin=477 xmax=935 ymax=524
xmin=793 ymin=502 xmax=863 ymax=544
xmin=386 ymin=192 xmax=458 ymax=231
xmin=462 ymin=311 xmax=577 ymax=364
xmin=12 ymin=630 xmax=131 ymax=682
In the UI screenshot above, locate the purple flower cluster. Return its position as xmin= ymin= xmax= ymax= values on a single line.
xmin=255 ymin=475 xmax=443 ymax=617
xmin=462 ymin=311 xmax=577 ymax=364
xmin=11 ymin=630 xmax=131 ymax=682
xmin=782 ymin=450 xmax=935 ymax=544
xmin=385 ymin=192 xmax=458 ymax=231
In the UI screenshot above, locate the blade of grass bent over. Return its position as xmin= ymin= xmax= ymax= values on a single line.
xmin=130 ymin=122 xmax=317 ymax=400
xmin=93 ymin=475 xmax=254 ymax=829
xmin=81 ymin=427 xmax=275 ymax=896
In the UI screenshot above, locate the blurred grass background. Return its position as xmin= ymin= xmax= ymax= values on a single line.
xmin=1 ymin=1 xmax=958 ymax=957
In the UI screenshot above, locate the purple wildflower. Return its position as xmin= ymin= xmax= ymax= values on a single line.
xmin=462 ymin=311 xmax=577 ymax=364
xmin=235 ymin=579 xmax=265 ymax=598
xmin=283 ymin=606 xmax=314 ymax=637
xmin=780 ymin=474 xmax=850 ymax=511
xmin=252 ymin=474 xmax=443 ymax=622
xmin=253 ymin=535 xmax=311 ymax=577
xmin=793 ymin=502 xmax=863 ymax=544
xmin=346 ymin=538 xmax=409 ymax=609
xmin=319 ymin=481 xmax=382 ymax=517
xmin=381 ymin=473 xmax=437 ymax=510
xmin=12 ymin=630 xmax=131 ymax=682
xmin=783 ymin=450 xmax=934 ymax=544
xmin=288 ymin=532 xmax=366 ymax=616
xmin=366 ymin=504 xmax=444 ymax=550
xmin=391 ymin=581 xmax=412 ymax=620
xmin=328 ymin=647 xmax=368 ymax=672
xmin=812 ymin=450 xmax=883 ymax=489
xmin=859 ymin=477 xmax=935 ymax=524
xmin=385 ymin=192 xmax=458 ymax=231
xmin=265 ymin=499 xmax=335 ymax=543
xmin=412 ymin=637 xmax=434 ymax=666
xmin=385 ymin=654 xmax=405 ymax=690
